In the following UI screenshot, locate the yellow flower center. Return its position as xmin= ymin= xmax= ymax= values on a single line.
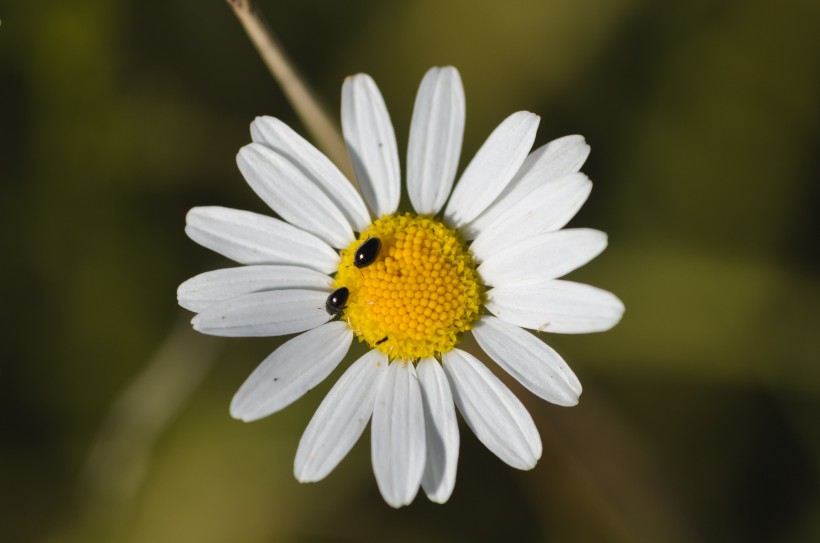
xmin=335 ymin=213 xmax=482 ymax=360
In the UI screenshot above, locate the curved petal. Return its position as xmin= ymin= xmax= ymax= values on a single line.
xmin=442 ymin=349 xmax=541 ymax=470
xmin=230 ymin=321 xmax=353 ymax=422
xmin=472 ymin=316 xmax=581 ymax=406
xmin=185 ymin=206 xmax=339 ymax=274
xmin=469 ymin=173 xmax=592 ymax=263
xmin=294 ymin=349 xmax=388 ymax=482
xmin=191 ymin=289 xmax=331 ymax=337
xmin=486 ymin=280 xmax=625 ymax=334
xmin=237 ymin=143 xmax=354 ymax=248
xmin=342 ymin=74 xmax=400 ymax=217
xmin=477 ymin=228 xmax=608 ymax=287
xmin=178 ymin=265 xmax=333 ymax=313
xmin=444 ymin=111 xmax=539 ymax=227
xmin=372 ymin=361 xmax=426 ymax=508
xmin=251 ymin=116 xmax=372 ymax=232
xmin=463 ymin=135 xmax=590 ymax=239
xmin=416 ymin=357 xmax=459 ymax=504
xmin=407 ymin=66 xmax=465 ymax=215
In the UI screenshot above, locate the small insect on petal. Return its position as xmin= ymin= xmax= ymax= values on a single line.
xmin=325 ymin=287 xmax=349 ymax=315
xmin=354 ymin=237 xmax=381 ymax=268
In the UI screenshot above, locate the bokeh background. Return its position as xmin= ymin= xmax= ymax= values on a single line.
xmin=3 ymin=1 xmax=820 ymax=541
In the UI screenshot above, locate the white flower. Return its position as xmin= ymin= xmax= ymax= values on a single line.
xmin=178 ymin=66 xmax=624 ymax=507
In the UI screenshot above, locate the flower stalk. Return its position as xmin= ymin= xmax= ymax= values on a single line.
xmin=225 ymin=0 xmax=352 ymax=178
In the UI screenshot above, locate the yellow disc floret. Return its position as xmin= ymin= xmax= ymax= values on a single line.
xmin=335 ymin=214 xmax=482 ymax=360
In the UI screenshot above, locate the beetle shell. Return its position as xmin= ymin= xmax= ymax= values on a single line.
xmin=325 ymin=287 xmax=349 ymax=315
xmin=354 ymin=237 xmax=381 ymax=268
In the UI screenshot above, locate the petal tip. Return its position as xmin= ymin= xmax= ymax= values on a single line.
xmin=185 ymin=207 xmax=206 ymax=224
xmin=228 ymin=408 xmax=245 ymax=422
xmin=382 ymin=495 xmax=412 ymax=509
xmin=423 ymin=487 xmax=454 ymax=504
xmin=293 ymin=465 xmax=315 ymax=483
xmin=346 ymin=73 xmax=373 ymax=85
xmin=250 ymin=115 xmax=268 ymax=128
xmin=229 ymin=399 xmax=254 ymax=422
xmin=516 ymin=110 xmax=541 ymax=123
xmin=562 ymin=395 xmax=580 ymax=407
xmin=229 ymin=391 xmax=249 ymax=420
xmin=610 ymin=294 xmax=626 ymax=320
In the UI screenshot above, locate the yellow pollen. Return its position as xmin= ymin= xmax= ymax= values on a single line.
xmin=334 ymin=213 xmax=483 ymax=360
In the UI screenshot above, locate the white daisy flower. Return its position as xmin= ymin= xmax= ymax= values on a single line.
xmin=178 ymin=66 xmax=624 ymax=508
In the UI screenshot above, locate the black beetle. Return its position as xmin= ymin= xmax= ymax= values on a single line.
xmin=354 ymin=237 xmax=381 ymax=268
xmin=325 ymin=287 xmax=349 ymax=315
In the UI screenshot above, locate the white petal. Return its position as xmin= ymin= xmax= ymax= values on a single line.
xmin=469 ymin=173 xmax=592 ymax=263
xmin=251 ymin=116 xmax=372 ymax=232
xmin=342 ymin=74 xmax=400 ymax=217
xmin=178 ymin=265 xmax=333 ymax=312
xmin=371 ymin=361 xmax=426 ymax=508
xmin=294 ymin=349 xmax=388 ymax=482
xmin=463 ymin=135 xmax=590 ymax=239
xmin=407 ymin=66 xmax=465 ymax=215
xmin=230 ymin=321 xmax=353 ymax=422
xmin=416 ymin=357 xmax=459 ymax=503
xmin=444 ymin=111 xmax=540 ymax=227
xmin=237 ymin=143 xmax=354 ymax=248
xmin=477 ymin=229 xmax=608 ymax=287
xmin=442 ymin=349 xmax=541 ymax=470
xmin=191 ymin=289 xmax=331 ymax=337
xmin=486 ymin=280 xmax=625 ymax=334
xmin=185 ymin=206 xmax=339 ymax=274
xmin=472 ymin=316 xmax=581 ymax=406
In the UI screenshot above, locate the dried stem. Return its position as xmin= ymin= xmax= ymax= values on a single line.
xmin=226 ymin=0 xmax=353 ymax=179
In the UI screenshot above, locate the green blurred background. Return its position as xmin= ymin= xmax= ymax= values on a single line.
xmin=2 ymin=1 xmax=819 ymax=541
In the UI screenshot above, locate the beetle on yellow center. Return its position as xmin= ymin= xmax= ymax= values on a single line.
xmin=334 ymin=213 xmax=483 ymax=360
